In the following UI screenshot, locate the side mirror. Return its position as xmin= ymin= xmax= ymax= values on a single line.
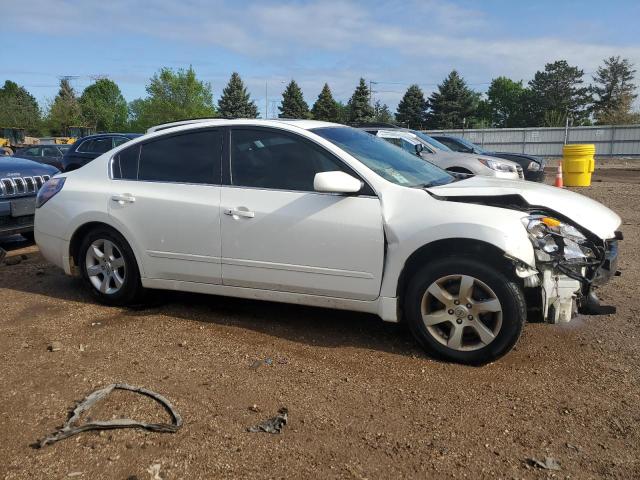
xmin=314 ymin=171 xmax=362 ymax=194
xmin=415 ymin=143 xmax=424 ymax=155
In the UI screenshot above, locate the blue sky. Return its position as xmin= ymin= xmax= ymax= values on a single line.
xmin=3 ymin=0 xmax=640 ymax=117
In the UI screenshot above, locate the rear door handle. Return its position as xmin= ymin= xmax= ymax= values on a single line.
xmin=111 ymin=193 xmax=136 ymax=204
xmin=224 ymin=207 xmax=255 ymax=218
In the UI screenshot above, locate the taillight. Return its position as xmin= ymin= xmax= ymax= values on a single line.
xmin=36 ymin=177 xmax=66 ymax=208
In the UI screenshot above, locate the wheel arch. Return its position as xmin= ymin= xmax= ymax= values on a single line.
xmin=68 ymin=221 xmax=144 ymax=276
xmin=395 ymin=238 xmax=520 ymax=303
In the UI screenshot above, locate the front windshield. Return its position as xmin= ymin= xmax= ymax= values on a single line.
xmin=411 ymin=131 xmax=453 ymax=152
xmin=312 ymin=127 xmax=454 ymax=188
xmin=455 ymin=136 xmax=487 ymax=154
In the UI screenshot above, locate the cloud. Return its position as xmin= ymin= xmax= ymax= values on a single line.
xmin=3 ymin=0 xmax=639 ymax=109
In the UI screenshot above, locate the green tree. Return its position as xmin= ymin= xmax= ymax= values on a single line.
xmin=218 ymin=72 xmax=259 ymax=119
xmin=485 ymin=77 xmax=529 ymax=127
xmin=347 ymin=78 xmax=374 ymax=125
xmin=129 ymin=67 xmax=217 ymax=130
xmin=528 ymin=60 xmax=591 ymax=126
xmin=335 ymin=101 xmax=350 ymax=124
xmin=591 ymin=56 xmax=638 ymax=125
xmin=373 ymin=100 xmax=394 ymax=124
xmin=311 ymin=83 xmax=340 ymax=122
xmin=47 ymin=79 xmax=84 ymax=136
xmin=80 ymin=78 xmax=128 ymax=132
xmin=278 ymin=80 xmax=310 ymax=119
xmin=395 ymin=84 xmax=427 ymax=128
xmin=0 ymin=80 xmax=41 ymax=134
xmin=426 ymin=70 xmax=479 ymax=129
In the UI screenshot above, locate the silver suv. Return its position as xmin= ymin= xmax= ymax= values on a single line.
xmin=364 ymin=128 xmax=523 ymax=180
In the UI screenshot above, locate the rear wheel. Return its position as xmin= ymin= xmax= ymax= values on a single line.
xmin=404 ymin=257 xmax=526 ymax=365
xmin=78 ymin=228 xmax=143 ymax=306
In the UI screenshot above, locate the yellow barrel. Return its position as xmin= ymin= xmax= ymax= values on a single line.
xmin=562 ymin=144 xmax=595 ymax=187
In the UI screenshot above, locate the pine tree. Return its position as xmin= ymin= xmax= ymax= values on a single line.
xmin=426 ymin=71 xmax=478 ymax=129
xmin=311 ymin=83 xmax=340 ymax=122
xmin=373 ymin=100 xmax=394 ymax=124
xmin=528 ymin=60 xmax=591 ymax=126
xmin=218 ymin=72 xmax=259 ymax=119
xmin=48 ymin=79 xmax=84 ymax=136
xmin=396 ymin=84 xmax=427 ymax=128
xmin=347 ymin=78 xmax=374 ymax=125
xmin=591 ymin=56 xmax=638 ymax=125
xmin=0 ymin=80 xmax=41 ymax=134
xmin=278 ymin=80 xmax=310 ymax=119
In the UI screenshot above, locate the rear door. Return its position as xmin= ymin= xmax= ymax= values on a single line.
xmin=220 ymin=127 xmax=385 ymax=300
xmin=108 ymin=129 xmax=224 ymax=283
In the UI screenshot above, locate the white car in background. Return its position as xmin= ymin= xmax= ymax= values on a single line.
xmin=369 ymin=128 xmax=524 ymax=180
xmin=34 ymin=119 xmax=621 ymax=364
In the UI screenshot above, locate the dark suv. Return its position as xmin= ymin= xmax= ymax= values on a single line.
xmin=61 ymin=133 xmax=140 ymax=172
xmin=1 ymin=156 xmax=58 ymax=239
xmin=430 ymin=135 xmax=546 ymax=182
xmin=13 ymin=144 xmax=70 ymax=171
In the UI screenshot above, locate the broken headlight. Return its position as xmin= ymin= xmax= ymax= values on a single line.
xmin=522 ymin=215 xmax=595 ymax=262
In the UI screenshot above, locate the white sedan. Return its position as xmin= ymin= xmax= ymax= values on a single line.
xmin=35 ymin=119 xmax=621 ymax=364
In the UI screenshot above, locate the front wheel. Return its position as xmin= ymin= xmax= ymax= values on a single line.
xmin=404 ymin=258 xmax=526 ymax=365
xmin=78 ymin=228 xmax=143 ymax=306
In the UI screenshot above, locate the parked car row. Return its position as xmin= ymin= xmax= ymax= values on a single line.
xmin=359 ymin=126 xmax=525 ymax=180
xmin=430 ymin=134 xmax=546 ymax=182
xmin=33 ymin=119 xmax=620 ymax=365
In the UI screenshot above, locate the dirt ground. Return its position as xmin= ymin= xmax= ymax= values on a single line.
xmin=1 ymin=167 xmax=639 ymax=479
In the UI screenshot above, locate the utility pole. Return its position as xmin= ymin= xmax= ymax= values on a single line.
xmin=265 ymin=81 xmax=268 ymax=120
xmin=368 ymin=80 xmax=379 ymax=107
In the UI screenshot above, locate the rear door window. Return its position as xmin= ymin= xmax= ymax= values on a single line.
xmin=112 ymin=145 xmax=140 ymax=180
xmin=137 ymin=130 xmax=222 ymax=184
xmin=42 ymin=147 xmax=59 ymax=157
xmin=113 ymin=137 xmax=130 ymax=147
xmin=78 ymin=138 xmax=113 ymax=154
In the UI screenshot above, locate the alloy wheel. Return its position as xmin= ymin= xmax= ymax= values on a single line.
xmin=85 ymin=239 xmax=126 ymax=295
xmin=420 ymin=274 xmax=502 ymax=351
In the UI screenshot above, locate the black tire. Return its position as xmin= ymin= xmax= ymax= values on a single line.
xmin=404 ymin=257 xmax=526 ymax=365
xmin=78 ymin=227 xmax=143 ymax=306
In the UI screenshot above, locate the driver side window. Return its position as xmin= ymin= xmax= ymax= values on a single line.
xmin=230 ymin=128 xmax=351 ymax=192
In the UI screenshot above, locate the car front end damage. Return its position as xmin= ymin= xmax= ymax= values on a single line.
xmin=517 ymin=214 xmax=621 ymax=323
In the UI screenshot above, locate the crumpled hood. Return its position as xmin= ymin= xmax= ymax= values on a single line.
xmin=428 ymin=176 xmax=621 ymax=240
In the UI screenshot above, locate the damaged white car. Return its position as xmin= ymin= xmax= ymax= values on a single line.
xmin=34 ymin=120 xmax=622 ymax=364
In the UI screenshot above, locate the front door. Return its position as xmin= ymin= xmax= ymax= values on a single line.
xmin=108 ymin=129 xmax=223 ymax=284
xmin=220 ymin=127 xmax=384 ymax=301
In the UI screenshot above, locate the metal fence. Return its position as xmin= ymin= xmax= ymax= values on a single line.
xmin=425 ymin=125 xmax=640 ymax=158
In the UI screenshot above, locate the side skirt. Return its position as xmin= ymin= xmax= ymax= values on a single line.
xmin=141 ymin=277 xmax=399 ymax=322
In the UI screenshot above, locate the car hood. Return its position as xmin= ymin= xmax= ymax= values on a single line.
xmin=0 ymin=156 xmax=59 ymax=176
xmin=427 ymin=176 xmax=621 ymax=239
xmin=429 ymin=150 xmax=520 ymax=166
xmin=488 ymin=152 xmax=544 ymax=164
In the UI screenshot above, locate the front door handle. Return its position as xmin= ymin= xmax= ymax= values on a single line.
xmin=224 ymin=207 xmax=255 ymax=218
xmin=111 ymin=193 xmax=136 ymax=205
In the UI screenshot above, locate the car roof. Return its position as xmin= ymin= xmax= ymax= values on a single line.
xmin=146 ymin=118 xmax=341 ymax=134
xmin=78 ymin=133 xmax=141 ymax=140
xmin=375 ymin=129 xmax=421 ymax=142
